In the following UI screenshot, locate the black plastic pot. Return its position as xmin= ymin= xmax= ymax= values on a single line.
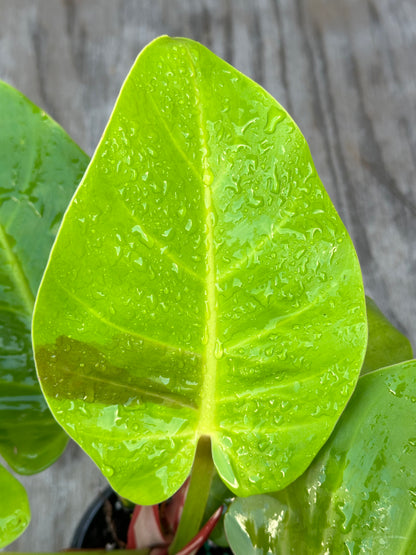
xmin=71 ymin=487 xmax=132 ymax=549
xmin=70 ymin=487 xmax=232 ymax=553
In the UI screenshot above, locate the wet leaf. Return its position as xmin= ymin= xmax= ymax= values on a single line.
xmin=33 ymin=36 xmax=367 ymax=504
xmin=0 ymin=464 xmax=30 ymax=548
xmin=362 ymin=296 xmax=413 ymax=374
xmin=0 ymin=80 xmax=88 ymax=473
xmin=224 ymin=360 xmax=416 ymax=554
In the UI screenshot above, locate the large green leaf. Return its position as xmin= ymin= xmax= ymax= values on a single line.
xmin=33 ymin=36 xmax=366 ymax=504
xmin=0 ymin=80 xmax=88 ymax=473
xmin=362 ymin=296 xmax=413 ymax=374
xmin=225 ymin=360 xmax=416 ymax=554
xmin=0 ymin=464 xmax=30 ymax=548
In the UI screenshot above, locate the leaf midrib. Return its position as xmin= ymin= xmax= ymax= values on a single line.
xmin=0 ymin=222 xmax=34 ymax=317
xmin=184 ymin=45 xmax=218 ymax=436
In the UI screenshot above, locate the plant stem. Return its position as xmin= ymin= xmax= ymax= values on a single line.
xmin=168 ymin=435 xmax=215 ymax=554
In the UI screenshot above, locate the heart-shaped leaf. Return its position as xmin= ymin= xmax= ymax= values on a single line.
xmin=363 ymin=296 xmax=413 ymax=374
xmin=224 ymin=360 xmax=416 ymax=554
xmin=0 ymin=80 xmax=88 ymax=474
xmin=33 ymin=36 xmax=366 ymax=504
xmin=0 ymin=464 xmax=30 ymax=548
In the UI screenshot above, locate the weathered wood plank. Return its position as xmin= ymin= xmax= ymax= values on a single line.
xmin=1 ymin=0 xmax=415 ymax=549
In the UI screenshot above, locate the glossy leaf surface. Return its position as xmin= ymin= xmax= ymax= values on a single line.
xmin=225 ymin=360 xmax=416 ymax=554
xmin=0 ymin=464 xmax=30 ymax=548
xmin=362 ymin=296 xmax=413 ymax=374
xmin=33 ymin=36 xmax=366 ymax=504
xmin=0 ymin=80 xmax=88 ymax=473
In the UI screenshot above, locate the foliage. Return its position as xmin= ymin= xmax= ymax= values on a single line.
xmin=0 ymin=36 xmax=413 ymax=553
xmin=0 ymin=81 xmax=88 ymax=546
xmin=0 ymin=465 xmax=30 ymax=549
xmin=224 ymin=360 xmax=416 ymax=554
xmin=33 ymin=36 xmax=367 ymax=511
xmin=362 ymin=296 xmax=413 ymax=374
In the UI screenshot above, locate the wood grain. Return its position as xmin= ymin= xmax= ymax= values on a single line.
xmin=1 ymin=0 xmax=415 ymax=549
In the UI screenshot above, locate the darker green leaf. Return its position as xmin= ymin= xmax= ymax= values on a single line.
xmin=0 ymin=464 xmax=30 ymax=548
xmin=0 ymin=80 xmax=88 ymax=474
xmin=225 ymin=360 xmax=416 ymax=554
xmin=363 ymin=296 xmax=413 ymax=374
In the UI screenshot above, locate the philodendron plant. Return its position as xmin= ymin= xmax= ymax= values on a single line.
xmin=1 ymin=35 xmax=415 ymax=553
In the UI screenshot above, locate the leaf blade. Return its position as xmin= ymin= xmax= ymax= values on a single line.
xmin=362 ymin=296 xmax=413 ymax=374
xmin=33 ymin=37 xmax=367 ymax=503
xmin=0 ymin=80 xmax=88 ymax=473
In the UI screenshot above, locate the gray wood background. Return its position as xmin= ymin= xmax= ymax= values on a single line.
xmin=1 ymin=0 xmax=415 ymax=550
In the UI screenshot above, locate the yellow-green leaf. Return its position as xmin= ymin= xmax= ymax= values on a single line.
xmin=33 ymin=37 xmax=367 ymax=504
